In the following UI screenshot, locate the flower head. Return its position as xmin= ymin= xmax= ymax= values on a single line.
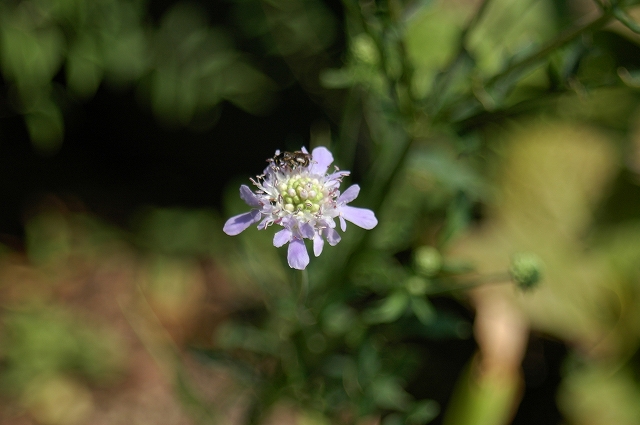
xmin=223 ymin=146 xmax=378 ymax=270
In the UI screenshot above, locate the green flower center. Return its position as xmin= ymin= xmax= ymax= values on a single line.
xmin=278 ymin=175 xmax=326 ymax=214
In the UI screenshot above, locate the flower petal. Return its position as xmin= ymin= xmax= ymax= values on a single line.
xmin=279 ymin=216 xmax=295 ymax=229
xmin=323 ymin=228 xmax=341 ymax=246
xmin=341 ymin=206 xmax=378 ymax=230
xmin=326 ymin=170 xmax=350 ymax=182
xmin=288 ymin=239 xmax=310 ymax=270
xmin=257 ymin=217 xmax=273 ymax=230
xmin=313 ymin=233 xmax=324 ymax=256
xmin=338 ymin=184 xmax=360 ymax=204
xmin=240 ymin=185 xmax=261 ymax=208
xmin=300 ymin=222 xmax=315 ymax=239
xmin=310 ymin=146 xmax=333 ymax=175
xmin=223 ymin=210 xmax=261 ymax=235
xmin=273 ymin=229 xmax=292 ymax=247
xmin=339 ymin=216 xmax=347 ymax=232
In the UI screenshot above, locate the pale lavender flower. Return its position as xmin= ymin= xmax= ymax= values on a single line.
xmin=223 ymin=146 xmax=378 ymax=270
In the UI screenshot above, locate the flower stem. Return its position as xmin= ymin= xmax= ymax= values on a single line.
xmin=425 ymin=272 xmax=512 ymax=296
xmin=437 ymin=7 xmax=615 ymax=125
xmin=486 ymin=10 xmax=612 ymax=89
xmin=299 ymin=269 xmax=309 ymax=303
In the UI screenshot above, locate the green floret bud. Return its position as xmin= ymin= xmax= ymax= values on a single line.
xmin=414 ymin=246 xmax=442 ymax=277
xmin=509 ymin=252 xmax=543 ymax=290
xmin=279 ymin=175 xmax=326 ymax=213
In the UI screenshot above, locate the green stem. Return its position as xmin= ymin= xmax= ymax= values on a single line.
xmin=425 ymin=272 xmax=512 ymax=296
xmin=439 ymin=8 xmax=614 ymax=124
xmin=460 ymin=0 xmax=493 ymax=44
xmin=321 ymin=0 xmax=418 ymax=271
xmin=430 ymin=0 xmax=493 ymax=110
xmin=299 ymin=268 xmax=309 ymax=303
xmin=611 ymin=4 xmax=640 ymax=33
xmin=486 ymin=11 xmax=612 ymax=89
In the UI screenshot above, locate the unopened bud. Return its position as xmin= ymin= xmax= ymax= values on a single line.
xmin=414 ymin=246 xmax=442 ymax=277
xmin=509 ymin=252 xmax=543 ymax=290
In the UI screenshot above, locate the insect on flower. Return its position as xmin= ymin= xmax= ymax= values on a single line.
xmin=223 ymin=146 xmax=378 ymax=270
xmin=268 ymin=150 xmax=312 ymax=171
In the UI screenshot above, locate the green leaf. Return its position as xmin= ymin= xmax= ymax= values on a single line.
xmin=350 ymin=252 xmax=408 ymax=292
xmin=66 ymin=36 xmax=103 ymax=99
xmin=438 ymin=191 xmax=471 ymax=247
xmin=410 ymin=297 xmax=436 ymax=326
xmin=215 ymin=323 xmax=279 ymax=355
xmin=24 ymin=98 xmax=64 ymax=154
xmin=406 ymin=399 xmax=440 ymax=424
xmin=370 ymin=375 xmax=411 ymax=411
xmin=319 ymin=68 xmax=354 ymax=88
xmin=322 ymin=303 xmax=358 ymax=336
xmin=363 ymin=291 xmax=409 ymax=324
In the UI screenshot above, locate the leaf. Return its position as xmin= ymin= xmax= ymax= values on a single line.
xmin=24 ymin=98 xmax=64 ymax=154
xmin=350 ymin=252 xmax=408 ymax=292
xmin=363 ymin=291 xmax=409 ymax=324
xmin=66 ymin=36 xmax=103 ymax=99
xmin=438 ymin=191 xmax=472 ymax=247
xmin=410 ymin=297 xmax=436 ymax=326
xmin=370 ymin=375 xmax=411 ymax=411
xmin=215 ymin=322 xmax=279 ymax=355
xmin=406 ymin=399 xmax=440 ymax=425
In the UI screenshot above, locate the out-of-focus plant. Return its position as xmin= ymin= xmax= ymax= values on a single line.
xmin=0 ymin=0 xmax=275 ymax=152
xmin=0 ymin=307 xmax=126 ymax=423
xmin=213 ymin=0 xmax=640 ymax=424
xmin=5 ymin=0 xmax=640 ymax=424
xmin=0 ymin=206 xmax=241 ymax=424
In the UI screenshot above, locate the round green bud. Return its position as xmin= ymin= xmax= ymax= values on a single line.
xmin=351 ymin=34 xmax=379 ymax=65
xmin=414 ymin=246 xmax=442 ymax=277
xmin=509 ymin=252 xmax=543 ymax=290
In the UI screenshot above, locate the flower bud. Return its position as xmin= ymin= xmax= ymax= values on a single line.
xmin=351 ymin=34 xmax=379 ymax=65
xmin=414 ymin=246 xmax=442 ymax=277
xmin=509 ymin=252 xmax=543 ymax=290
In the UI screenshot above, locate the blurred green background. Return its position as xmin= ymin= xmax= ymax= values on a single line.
xmin=3 ymin=0 xmax=640 ymax=424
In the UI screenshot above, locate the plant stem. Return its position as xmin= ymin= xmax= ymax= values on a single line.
xmin=439 ymin=8 xmax=615 ymax=124
xmin=299 ymin=268 xmax=309 ymax=303
xmin=430 ymin=0 xmax=493 ymax=111
xmin=486 ymin=10 xmax=612 ymax=89
xmin=425 ymin=272 xmax=512 ymax=296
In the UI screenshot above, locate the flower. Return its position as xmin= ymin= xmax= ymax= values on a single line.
xmin=223 ymin=146 xmax=378 ymax=270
